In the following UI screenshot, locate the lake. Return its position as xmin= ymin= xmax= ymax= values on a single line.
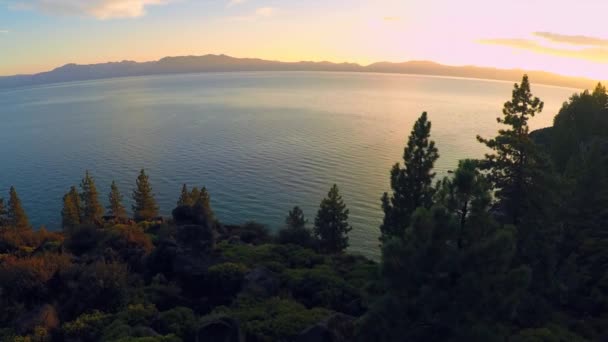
xmin=0 ymin=72 xmax=578 ymax=258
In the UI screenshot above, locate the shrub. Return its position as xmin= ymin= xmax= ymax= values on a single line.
xmin=277 ymin=226 xmax=317 ymax=250
xmin=216 ymin=297 xmax=330 ymax=342
xmin=237 ymin=222 xmax=271 ymax=245
xmin=286 ymin=265 xmax=363 ymax=315
xmin=206 ymin=262 xmax=248 ymax=299
xmin=0 ymin=253 xmax=71 ymax=304
xmin=63 ymin=311 xmax=112 ymax=341
xmin=157 ymin=307 xmax=198 ymax=340
xmin=64 ymin=225 xmax=106 ymax=256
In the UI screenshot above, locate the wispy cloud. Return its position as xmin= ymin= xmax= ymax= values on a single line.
xmin=5 ymin=0 xmax=174 ymax=19
xmin=479 ymin=33 xmax=608 ymax=64
xmin=254 ymin=7 xmax=274 ymax=17
xmin=227 ymin=0 xmax=246 ymax=8
xmin=0 ymin=30 xmax=8 ymax=34
xmin=227 ymin=6 xmax=277 ymax=21
xmin=533 ymin=32 xmax=608 ymax=47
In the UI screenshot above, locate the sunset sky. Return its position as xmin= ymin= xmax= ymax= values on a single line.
xmin=1 ymin=0 xmax=607 ymax=79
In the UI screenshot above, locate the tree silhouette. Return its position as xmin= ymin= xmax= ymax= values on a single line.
xmin=7 ymin=186 xmax=29 ymax=228
xmin=107 ymin=181 xmax=127 ymax=219
xmin=314 ymin=184 xmax=352 ymax=254
xmin=62 ymin=186 xmax=82 ymax=229
xmin=80 ymin=170 xmax=104 ymax=224
xmin=132 ymin=169 xmax=159 ymax=221
xmin=381 ymin=112 xmax=439 ymax=241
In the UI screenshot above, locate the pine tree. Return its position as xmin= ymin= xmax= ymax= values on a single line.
xmin=80 ymin=170 xmax=104 ymax=224
xmin=132 ymin=169 xmax=159 ymax=221
xmin=381 ymin=112 xmax=439 ymax=241
xmin=7 ymin=186 xmax=29 ymax=228
xmin=286 ymin=206 xmax=307 ymax=230
xmin=177 ymin=184 xmax=193 ymax=207
xmin=189 ymin=187 xmax=201 ymax=205
xmin=107 ymin=181 xmax=127 ymax=219
xmin=435 ymin=159 xmax=491 ymax=248
xmin=62 ymin=186 xmax=82 ymax=229
xmin=314 ymin=184 xmax=352 ymax=254
xmin=0 ymin=198 xmax=7 ymax=227
xmin=477 ymin=75 xmax=544 ymax=225
xmin=192 ymin=187 xmax=214 ymax=226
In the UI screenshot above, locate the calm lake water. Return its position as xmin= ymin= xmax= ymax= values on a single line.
xmin=0 ymin=72 xmax=578 ymax=258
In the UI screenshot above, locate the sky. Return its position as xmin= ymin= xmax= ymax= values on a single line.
xmin=1 ymin=0 xmax=608 ymax=79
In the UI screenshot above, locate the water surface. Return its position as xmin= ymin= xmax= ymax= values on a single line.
xmin=0 ymin=72 xmax=577 ymax=258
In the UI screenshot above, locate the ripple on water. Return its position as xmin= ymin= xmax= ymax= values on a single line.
xmin=0 ymin=72 xmax=579 ymax=259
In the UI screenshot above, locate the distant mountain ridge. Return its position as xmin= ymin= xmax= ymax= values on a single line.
xmin=0 ymin=54 xmax=601 ymax=90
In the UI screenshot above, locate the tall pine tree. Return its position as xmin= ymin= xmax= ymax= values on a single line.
xmin=477 ymin=75 xmax=544 ymax=225
xmin=314 ymin=184 xmax=352 ymax=254
xmin=62 ymin=186 xmax=82 ymax=229
xmin=381 ymin=112 xmax=439 ymax=241
xmin=192 ymin=187 xmax=214 ymax=226
xmin=132 ymin=169 xmax=159 ymax=221
xmin=107 ymin=181 xmax=127 ymax=219
xmin=286 ymin=206 xmax=307 ymax=230
xmin=177 ymin=184 xmax=193 ymax=207
xmin=7 ymin=186 xmax=29 ymax=228
xmin=80 ymin=170 xmax=104 ymax=224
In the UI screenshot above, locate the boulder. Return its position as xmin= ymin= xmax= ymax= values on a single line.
xmin=197 ymin=316 xmax=244 ymax=342
xmin=296 ymin=313 xmax=355 ymax=342
xmin=242 ymin=266 xmax=280 ymax=298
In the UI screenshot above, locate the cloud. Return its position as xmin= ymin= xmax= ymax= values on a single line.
xmin=533 ymin=32 xmax=608 ymax=47
xmin=254 ymin=7 xmax=275 ymax=17
xmin=479 ymin=36 xmax=608 ymax=64
xmin=6 ymin=0 xmax=173 ymax=19
xmin=227 ymin=0 xmax=246 ymax=8
xmin=0 ymin=30 xmax=8 ymax=34
xmin=227 ymin=6 xmax=277 ymax=21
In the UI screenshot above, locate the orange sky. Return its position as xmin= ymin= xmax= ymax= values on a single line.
xmin=1 ymin=0 xmax=607 ymax=79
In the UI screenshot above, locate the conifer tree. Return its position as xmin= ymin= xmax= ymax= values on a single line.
xmin=314 ymin=184 xmax=352 ymax=254
xmin=189 ymin=187 xmax=201 ymax=205
xmin=7 ymin=186 xmax=29 ymax=228
xmin=80 ymin=170 xmax=104 ymax=224
xmin=0 ymin=198 xmax=7 ymax=227
xmin=435 ymin=159 xmax=492 ymax=248
xmin=107 ymin=181 xmax=127 ymax=219
xmin=177 ymin=184 xmax=193 ymax=207
xmin=62 ymin=186 xmax=82 ymax=229
xmin=286 ymin=206 xmax=307 ymax=230
xmin=192 ymin=187 xmax=214 ymax=226
xmin=132 ymin=169 xmax=159 ymax=221
xmin=477 ymin=75 xmax=544 ymax=225
xmin=381 ymin=112 xmax=439 ymax=241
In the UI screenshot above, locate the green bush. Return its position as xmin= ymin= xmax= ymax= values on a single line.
xmin=216 ymin=297 xmax=330 ymax=342
xmin=63 ymin=311 xmax=112 ymax=341
xmin=157 ymin=307 xmax=198 ymax=340
xmin=206 ymin=262 xmax=248 ymax=298
xmin=286 ymin=265 xmax=363 ymax=315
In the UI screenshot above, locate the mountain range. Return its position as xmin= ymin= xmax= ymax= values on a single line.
xmin=0 ymin=54 xmax=601 ymax=90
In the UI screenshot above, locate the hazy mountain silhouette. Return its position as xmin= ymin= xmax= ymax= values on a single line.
xmin=0 ymin=54 xmax=600 ymax=89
